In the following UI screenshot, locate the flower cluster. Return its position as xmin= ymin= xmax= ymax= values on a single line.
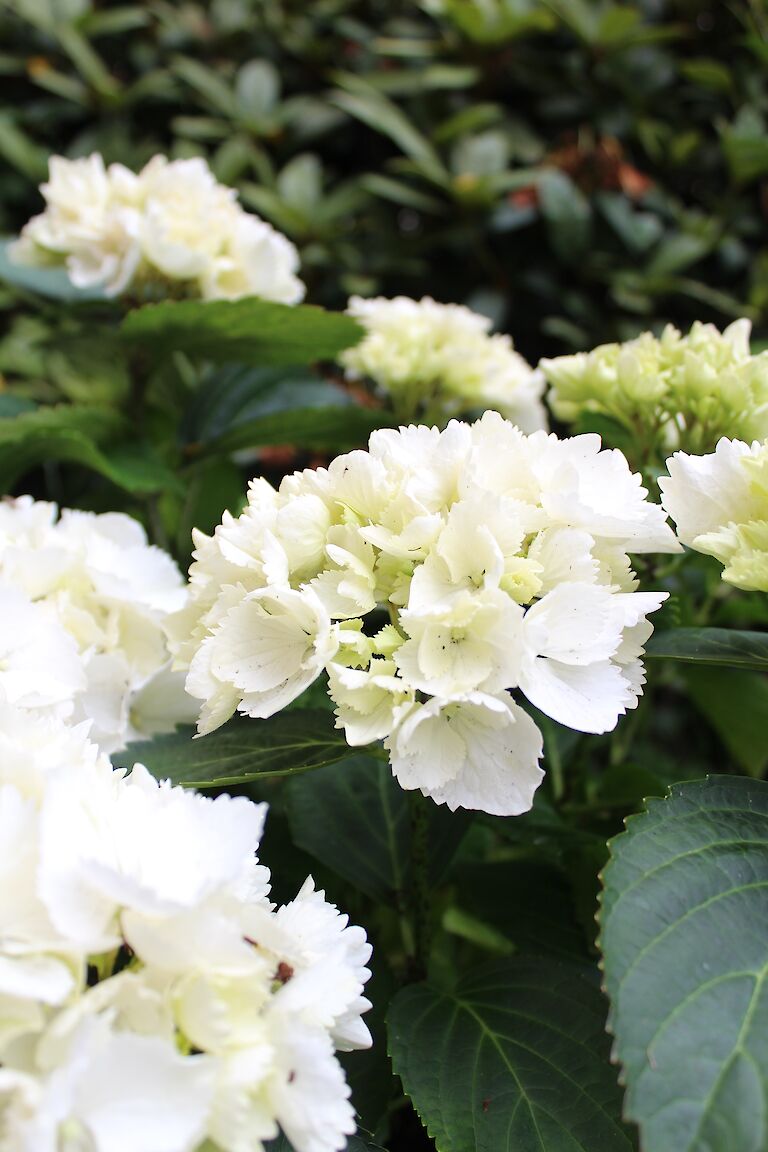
xmin=541 ymin=319 xmax=768 ymax=457
xmin=0 ymin=496 xmax=195 ymax=753
xmin=0 ymin=703 xmax=371 ymax=1152
xmin=10 ymin=153 xmax=305 ymax=303
xmin=171 ymin=413 xmax=679 ymax=816
xmin=660 ymin=437 xmax=768 ymax=593
xmin=342 ymin=295 xmax=547 ymax=430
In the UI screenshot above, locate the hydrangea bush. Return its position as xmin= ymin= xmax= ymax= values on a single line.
xmin=10 ymin=155 xmax=304 ymax=304
xmin=0 ymin=154 xmax=766 ymax=1152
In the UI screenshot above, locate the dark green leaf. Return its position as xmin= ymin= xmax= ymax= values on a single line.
xmin=645 ymin=627 xmax=768 ymax=671
xmin=183 ymin=364 xmax=352 ymax=446
xmin=0 ymin=404 xmax=176 ymax=494
xmin=122 ymin=298 xmax=364 ymax=366
xmin=287 ymin=755 xmax=470 ymax=900
xmin=116 ymin=710 xmax=351 ymax=787
xmin=0 ymin=237 xmax=106 ymax=302
xmin=538 ymin=170 xmax=592 ymax=262
xmin=203 ymin=404 xmax=391 ymax=456
xmin=600 ymin=777 xmax=768 ymax=1152
xmin=389 ymin=957 xmax=635 ymax=1152
xmin=455 ymin=861 xmax=589 ymax=959
xmin=683 ymin=667 xmax=768 ymax=777
xmin=330 ymin=77 xmax=447 ymax=186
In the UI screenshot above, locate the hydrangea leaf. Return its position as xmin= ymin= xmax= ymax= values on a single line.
xmin=0 ymin=236 xmax=107 ymax=301
xmin=644 ymin=626 xmax=768 ymax=671
xmin=115 ymin=710 xmax=351 ymax=787
xmin=388 ymin=957 xmax=635 ymax=1152
xmin=202 ymin=404 xmax=391 ymax=456
xmin=0 ymin=404 xmax=178 ymax=494
xmin=683 ymin=667 xmax=768 ymax=777
xmin=453 ymin=860 xmax=589 ymax=959
xmin=286 ymin=754 xmax=470 ymax=900
xmin=182 ymin=364 xmax=352 ymax=444
xmin=122 ymin=297 xmax=364 ymax=365
xmin=600 ymin=776 xmax=768 ymax=1152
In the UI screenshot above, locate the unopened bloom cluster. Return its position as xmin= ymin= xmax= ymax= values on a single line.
xmin=172 ymin=413 xmax=679 ymax=816
xmin=541 ymin=319 xmax=768 ymax=457
xmin=0 ymin=703 xmax=371 ymax=1152
xmin=10 ymin=153 xmax=304 ymax=303
xmin=342 ymin=295 xmax=547 ymax=430
xmin=660 ymin=437 xmax=768 ymax=593
xmin=0 ymin=495 xmax=195 ymax=753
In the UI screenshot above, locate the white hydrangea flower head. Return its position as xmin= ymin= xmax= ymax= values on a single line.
xmin=10 ymin=153 xmax=305 ymax=305
xmin=342 ymin=294 xmax=548 ymax=429
xmin=0 ymin=496 xmax=196 ymax=753
xmin=541 ymin=318 xmax=768 ymax=456
xmin=175 ymin=412 xmax=679 ymax=815
xmin=0 ymin=702 xmax=371 ymax=1152
xmin=659 ymin=436 xmax=768 ymax=592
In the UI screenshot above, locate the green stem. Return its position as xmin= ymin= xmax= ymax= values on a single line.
xmin=407 ymin=789 xmax=432 ymax=982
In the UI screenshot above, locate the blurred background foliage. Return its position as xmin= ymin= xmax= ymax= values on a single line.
xmin=1 ymin=0 xmax=768 ymax=363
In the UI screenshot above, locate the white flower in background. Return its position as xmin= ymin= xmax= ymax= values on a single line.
xmin=541 ymin=318 xmax=768 ymax=454
xmin=659 ymin=436 xmax=768 ymax=592
xmin=10 ymin=153 xmax=305 ymax=304
xmin=342 ymin=295 xmax=547 ymax=429
xmin=0 ymin=702 xmax=371 ymax=1152
xmin=174 ymin=411 xmax=679 ymax=815
xmin=0 ymin=496 xmax=195 ymax=753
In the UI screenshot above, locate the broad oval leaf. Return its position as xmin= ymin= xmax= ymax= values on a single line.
xmin=182 ymin=364 xmax=352 ymax=445
xmin=115 ymin=710 xmax=351 ymax=787
xmin=286 ymin=754 xmax=470 ymax=900
xmin=122 ymin=297 xmax=363 ymax=365
xmin=600 ymin=777 xmax=768 ymax=1152
xmin=454 ymin=860 xmax=589 ymax=960
xmin=644 ymin=626 xmax=768 ymax=671
xmin=203 ymin=405 xmax=391 ymax=456
xmin=0 ymin=404 xmax=177 ymax=495
xmin=0 ymin=237 xmax=106 ymax=301
xmin=389 ymin=957 xmax=635 ymax=1152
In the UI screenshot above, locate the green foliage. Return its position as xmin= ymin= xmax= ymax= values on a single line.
xmin=286 ymin=755 xmax=470 ymax=900
xmin=0 ymin=6 xmax=767 ymax=1152
xmin=122 ymin=298 xmax=363 ymax=365
xmin=1 ymin=1 xmax=767 ymax=352
xmin=0 ymin=403 xmax=177 ymax=494
xmin=600 ymin=778 xmax=768 ymax=1152
xmin=388 ymin=957 xmax=635 ymax=1151
xmin=115 ymin=711 xmax=352 ymax=787
xmin=644 ymin=626 xmax=768 ymax=671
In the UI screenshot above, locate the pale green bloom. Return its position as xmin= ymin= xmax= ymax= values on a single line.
xmin=659 ymin=436 xmax=768 ymax=592
xmin=343 ymin=295 xmax=548 ymax=429
xmin=541 ymin=319 xmax=768 ymax=459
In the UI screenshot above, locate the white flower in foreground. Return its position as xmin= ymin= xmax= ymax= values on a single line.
xmin=0 ymin=496 xmax=194 ymax=753
xmin=342 ymin=295 xmax=547 ymax=429
xmin=0 ymin=1015 xmax=213 ymax=1152
xmin=659 ymin=436 xmax=768 ymax=592
xmin=10 ymin=153 xmax=305 ymax=304
xmin=0 ymin=703 xmax=371 ymax=1152
xmin=174 ymin=412 xmax=679 ymax=815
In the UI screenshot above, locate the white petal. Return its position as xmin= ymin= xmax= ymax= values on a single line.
xmin=519 ymin=657 xmax=633 ymax=733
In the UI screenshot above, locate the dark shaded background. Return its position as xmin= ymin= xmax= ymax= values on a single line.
xmin=1 ymin=0 xmax=767 ymax=361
